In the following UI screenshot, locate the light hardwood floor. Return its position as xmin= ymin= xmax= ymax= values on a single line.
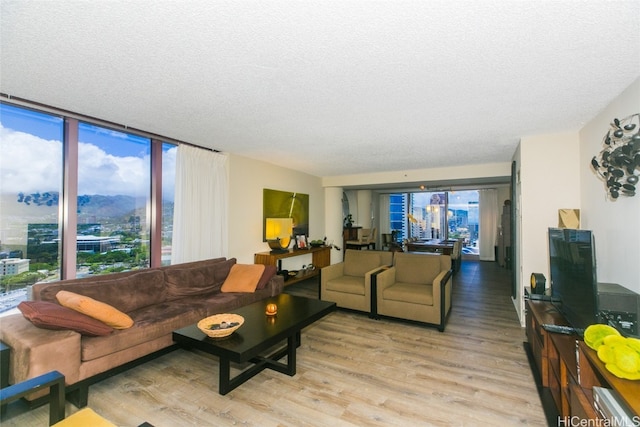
xmin=2 ymin=260 xmax=546 ymax=426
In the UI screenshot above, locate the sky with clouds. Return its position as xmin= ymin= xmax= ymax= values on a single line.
xmin=0 ymin=124 xmax=176 ymax=201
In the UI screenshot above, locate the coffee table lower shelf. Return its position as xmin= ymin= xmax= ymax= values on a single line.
xmin=217 ymin=332 xmax=298 ymax=395
xmin=172 ymin=294 xmax=335 ymax=395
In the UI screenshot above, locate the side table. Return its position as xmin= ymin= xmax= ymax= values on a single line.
xmin=254 ymin=246 xmax=331 ymax=286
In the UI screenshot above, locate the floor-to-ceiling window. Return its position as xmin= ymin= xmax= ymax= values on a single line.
xmin=390 ymin=189 xmax=480 ymax=255
xmin=0 ymin=101 xmax=176 ymax=312
xmin=447 ymin=190 xmax=479 ymax=254
xmin=161 ymin=142 xmax=176 ymax=265
xmin=389 ymin=193 xmax=406 ymax=241
xmin=0 ymin=104 xmax=63 ymax=310
xmin=410 ymin=192 xmax=446 ymax=240
xmin=76 ymin=123 xmax=152 ymax=276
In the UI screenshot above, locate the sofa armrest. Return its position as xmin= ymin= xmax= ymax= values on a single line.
xmin=370 ymin=266 xmax=392 ymax=318
xmin=0 ymin=314 xmax=81 ymax=400
xmin=432 ymin=268 xmax=452 ymax=300
xmin=266 ymin=274 xmax=285 ymax=296
xmin=374 ymin=267 xmax=397 ymax=292
xmin=319 ymin=263 xmax=345 ymax=299
xmin=432 ymin=269 xmax=453 ymax=331
xmin=373 ymin=267 xmax=396 ymax=320
xmin=433 ymin=269 xmax=453 ymax=297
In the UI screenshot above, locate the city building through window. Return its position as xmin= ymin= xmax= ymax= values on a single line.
xmin=389 ymin=190 xmax=480 ymax=255
xmin=0 ymin=102 xmax=176 ymax=313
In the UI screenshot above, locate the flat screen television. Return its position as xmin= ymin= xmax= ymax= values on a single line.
xmin=548 ymin=227 xmax=599 ymax=336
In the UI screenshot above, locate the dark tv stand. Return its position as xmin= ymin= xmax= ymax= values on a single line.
xmin=524 ymin=298 xmax=640 ymax=422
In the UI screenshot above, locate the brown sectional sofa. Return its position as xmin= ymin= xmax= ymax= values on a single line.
xmin=0 ymin=257 xmax=284 ymax=406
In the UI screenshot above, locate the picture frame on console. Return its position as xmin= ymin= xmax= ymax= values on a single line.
xmin=295 ymin=235 xmax=308 ymax=249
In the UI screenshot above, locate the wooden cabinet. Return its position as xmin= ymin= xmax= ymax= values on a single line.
xmin=526 ymin=299 xmax=569 ymax=388
xmin=254 ymin=246 xmax=331 ymax=286
xmin=576 ymin=341 xmax=640 ymax=417
xmin=525 ymin=299 xmax=640 ymax=421
xmin=547 ymin=331 xmax=576 ymax=417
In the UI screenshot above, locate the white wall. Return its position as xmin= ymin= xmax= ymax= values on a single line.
xmin=513 ymin=77 xmax=640 ymax=324
xmin=324 ymin=187 xmax=344 ymax=264
xmin=227 ymin=154 xmax=324 ymax=269
xmin=514 ymin=131 xmax=581 ymax=322
xmin=227 ymin=75 xmax=639 ymax=308
xmin=356 ymin=190 xmax=373 ymax=229
xmin=323 ymin=162 xmax=512 ymax=188
xmin=579 ymin=77 xmax=640 ymax=294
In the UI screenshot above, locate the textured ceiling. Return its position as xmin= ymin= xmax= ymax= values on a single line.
xmin=1 ymin=0 xmax=639 ymax=178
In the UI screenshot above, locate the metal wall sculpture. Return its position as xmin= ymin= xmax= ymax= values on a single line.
xmin=591 ymin=113 xmax=640 ymax=199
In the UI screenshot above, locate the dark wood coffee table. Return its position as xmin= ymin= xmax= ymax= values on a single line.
xmin=172 ymin=293 xmax=336 ymax=395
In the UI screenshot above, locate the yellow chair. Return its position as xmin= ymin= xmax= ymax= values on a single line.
xmin=54 ymin=408 xmax=117 ymax=427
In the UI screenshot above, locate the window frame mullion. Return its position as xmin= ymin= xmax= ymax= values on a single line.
xmin=61 ymin=118 xmax=78 ymax=280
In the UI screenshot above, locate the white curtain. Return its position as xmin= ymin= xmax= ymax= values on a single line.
xmin=379 ymin=194 xmax=390 ymax=233
xmin=171 ymin=145 xmax=228 ymax=264
xmin=479 ymin=189 xmax=498 ymax=261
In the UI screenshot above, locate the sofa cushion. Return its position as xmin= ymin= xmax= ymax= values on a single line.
xmin=56 ymin=291 xmax=134 ymax=329
xmin=80 ymin=300 xmax=206 ymax=361
xmin=165 ymin=258 xmax=236 ymax=299
xmin=162 ymin=257 xmax=226 ymax=271
xmin=395 ymin=254 xmax=442 ymax=284
xmin=383 ymin=283 xmax=434 ymax=306
xmin=326 ymin=276 xmax=365 ymax=295
xmin=343 ymin=251 xmax=382 ymax=277
xmin=35 ymin=269 xmax=167 ymax=313
xmin=221 ymin=264 xmax=265 ymax=293
xmin=17 ymin=301 xmax=114 ymax=336
xmin=256 ymin=265 xmax=277 ymax=290
xmin=199 ymin=287 xmax=277 ymax=315
xmin=80 ymin=284 xmax=277 ymax=361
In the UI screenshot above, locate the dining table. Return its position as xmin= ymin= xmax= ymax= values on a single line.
xmin=405 ymin=239 xmax=456 ymax=255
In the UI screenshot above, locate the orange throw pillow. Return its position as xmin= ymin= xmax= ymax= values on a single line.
xmin=56 ymin=290 xmax=134 ymax=329
xmin=221 ymin=264 xmax=266 ymax=293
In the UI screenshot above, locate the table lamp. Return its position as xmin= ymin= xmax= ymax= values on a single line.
xmin=265 ymin=218 xmax=293 ymax=253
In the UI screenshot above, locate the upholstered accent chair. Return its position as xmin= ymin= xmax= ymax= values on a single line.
xmin=345 ymin=227 xmax=376 ymax=250
xmin=320 ymin=249 xmax=393 ymax=315
xmin=373 ymin=252 xmax=453 ymax=331
xmin=381 ymin=233 xmax=393 ymax=250
xmin=444 ymin=238 xmax=463 ymax=273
